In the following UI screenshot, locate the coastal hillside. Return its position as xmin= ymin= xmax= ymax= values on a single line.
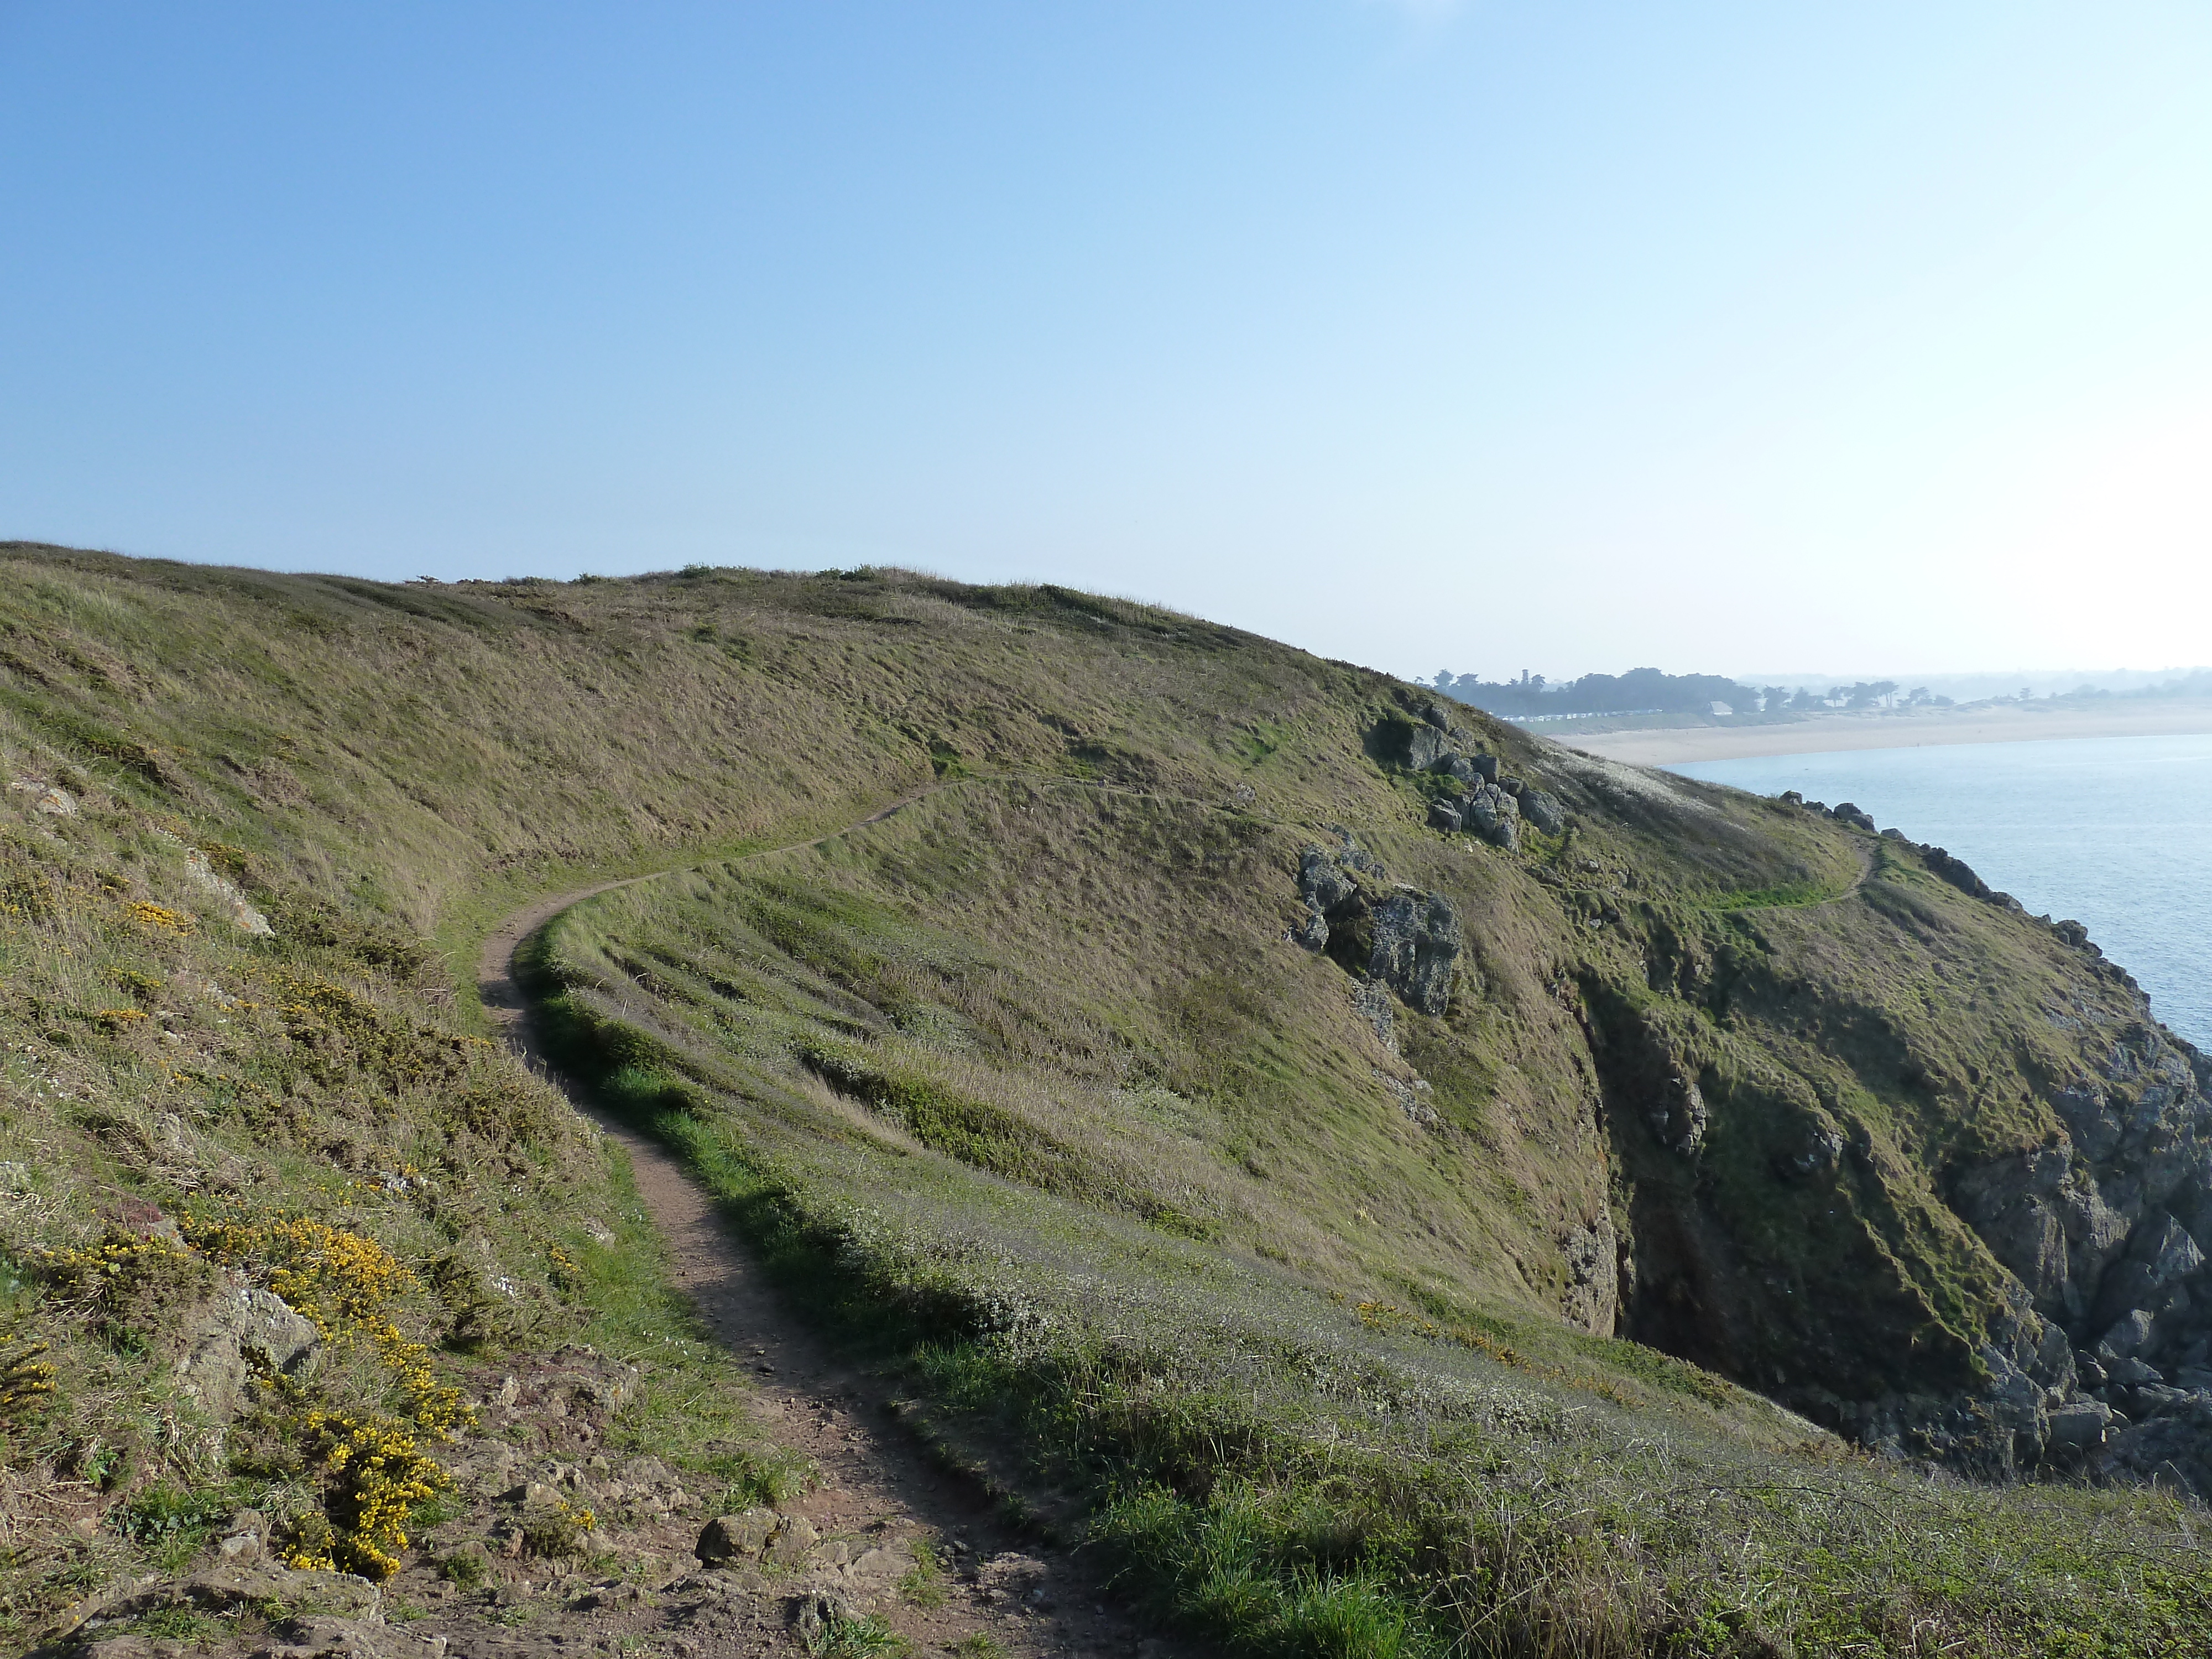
xmin=6 ymin=542 xmax=2212 ymax=1656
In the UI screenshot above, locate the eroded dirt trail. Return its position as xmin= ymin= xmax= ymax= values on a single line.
xmin=476 ymin=815 xmax=1174 ymax=1659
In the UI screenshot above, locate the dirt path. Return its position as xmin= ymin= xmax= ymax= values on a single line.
xmin=476 ymin=797 xmax=1176 ymax=1659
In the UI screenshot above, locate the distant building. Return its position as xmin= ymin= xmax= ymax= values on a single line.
xmin=1709 ymin=701 xmax=1733 ymax=717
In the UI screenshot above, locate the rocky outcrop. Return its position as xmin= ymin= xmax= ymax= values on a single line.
xmin=1291 ymin=833 xmax=1461 ymax=1018
xmin=1519 ymin=788 xmax=1567 ymax=835
xmin=1559 ymin=1213 xmax=1620 ymax=1333
xmin=1371 ymin=713 xmax=1565 ymax=845
xmin=182 ymin=847 xmax=274 ymax=937
xmin=175 ymin=1275 xmax=322 ymax=1426
xmin=1406 ymin=724 xmax=1454 ymax=770
xmin=1369 ymin=889 xmax=1462 ymax=1016
xmin=1457 ymin=785 xmax=1520 ymax=849
xmin=1292 ymin=832 xmax=1378 ymax=959
xmin=1940 ymin=1002 xmax=2212 ymax=1490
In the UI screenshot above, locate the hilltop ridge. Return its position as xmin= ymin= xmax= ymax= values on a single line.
xmin=6 ymin=542 xmax=2212 ymax=1655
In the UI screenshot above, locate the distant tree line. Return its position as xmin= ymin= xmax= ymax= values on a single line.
xmin=1431 ymin=669 xmax=1953 ymax=719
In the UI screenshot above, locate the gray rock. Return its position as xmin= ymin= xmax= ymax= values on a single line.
xmin=1470 ymin=753 xmax=1499 ymax=784
xmin=2144 ymin=1213 xmax=2205 ymax=1286
xmin=1367 ymin=889 xmax=1461 ymax=1016
xmin=2100 ymin=1397 xmax=2212 ymax=1495
xmin=2106 ymin=1354 xmax=2162 ymax=1387
xmin=1782 ymin=1120 xmax=1845 ymax=1178
xmin=849 ymin=1544 xmax=905 ymax=1580
xmin=1406 ymin=725 xmax=1452 ymax=770
xmin=1558 ymin=1214 xmax=1619 ymax=1334
xmin=164 ymin=1564 xmax=380 ymax=1621
xmin=1830 ymin=802 xmax=1877 ymax=832
xmin=696 ymin=1509 xmax=779 ymax=1564
xmin=1459 ymin=786 xmax=1520 ymax=849
xmin=1353 ymin=980 xmax=1396 ymax=1049
xmin=1426 ymin=800 xmax=1462 ymax=833
xmin=1924 ymin=845 xmax=1994 ymax=900
xmin=766 ymin=1512 xmax=819 ymax=1565
xmin=175 ymin=1277 xmax=322 ymax=1426
xmin=1421 ymin=704 xmax=1449 ymax=730
xmin=2092 ymin=1215 xmax=2207 ymax=1332
xmin=1298 ymin=846 xmax=1360 ymax=914
xmin=2099 ymin=1310 xmax=2158 ymax=1361
xmin=2045 ymin=1398 xmax=2112 ymax=1451
xmin=1650 ymin=1071 xmax=1708 ymax=1157
xmin=618 ymin=1454 xmax=677 ymax=1488
xmin=1378 ymin=1071 xmax=1437 ymax=1126
xmin=1519 ymin=788 xmax=1566 ymax=835
xmin=1978 ymin=1347 xmax=2052 ymax=1459
xmin=2130 ymin=1383 xmax=2188 ymax=1416
xmin=1442 ymin=754 xmax=1481 ymax=784
xmin=1953 ymin=1146 xmax=2128 ymax=1321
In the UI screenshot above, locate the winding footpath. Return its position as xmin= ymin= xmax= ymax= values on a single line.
xmin=474 ymin=790 xmax=1178 ymax=1659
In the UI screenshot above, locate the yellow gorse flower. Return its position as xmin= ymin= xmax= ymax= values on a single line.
xmin=183 ymin=1213 xmax=474 ymax=1436
xmin=284 ymin=1409 xmax=450 ymax=1579
xmin=122 ymin=899 xmax=194 ymax=934
xmin=180 ymin=1211 xmax=479 ymax=1576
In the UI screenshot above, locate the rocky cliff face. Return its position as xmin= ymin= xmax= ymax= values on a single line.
xmin=1290 ymin=831 xmax=1463 ymax=1020
xmin=1370 ymin=713 xmax=2212 ymax=1494
xmin=1947 ymin=973 xmax=2212 ymax=1484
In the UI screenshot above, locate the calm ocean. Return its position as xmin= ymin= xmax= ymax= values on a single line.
xmin=1672 ymin=733 xmax=2212 ymax=1049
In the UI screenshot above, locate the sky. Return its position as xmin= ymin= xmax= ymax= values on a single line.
xmin=4 ymin=3 xmax=2210 ymax=682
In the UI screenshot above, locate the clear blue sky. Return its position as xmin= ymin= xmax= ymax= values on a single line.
xmin=5 ymin=3 xmax=2209 ymax=680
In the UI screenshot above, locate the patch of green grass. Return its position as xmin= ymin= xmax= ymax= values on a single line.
xmin=805 ymin=1608 xmax=909 ymax=1658
xmin=406 ymin=1490 xmax=465 ymax=1531
xmin=112 ymin=1483 xmax=241 ymax=1570
xmin=1710 ymin=877 xmax=1852 ymax=910
xmin=129 ymin=1606 xmax=220 ymax=1641
xmin=710 ymin=1442 xmax=818 ymax=1509
xmin=897 ymin=1537 xmax=948 ymax=1608
xmin=1099 ymin=1484 xmax=1418 ymax=1658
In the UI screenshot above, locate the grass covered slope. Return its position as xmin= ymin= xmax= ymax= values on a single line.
xmin=2 ymin=540 xmax=2211 ymax=1654
xmin=525 ymin=760 xmax=2212 ymax=1653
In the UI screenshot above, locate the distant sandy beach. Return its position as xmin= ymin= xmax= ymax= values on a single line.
xmin=1556 ymin=700 xmax=2212 ymax=766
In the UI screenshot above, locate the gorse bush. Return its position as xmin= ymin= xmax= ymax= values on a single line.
xmin=182 ymin=1212 xmax=474 ymax=1436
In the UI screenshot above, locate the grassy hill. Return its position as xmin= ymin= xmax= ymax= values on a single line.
xmin=3 ymin=542 xmax=2209 ymax=1656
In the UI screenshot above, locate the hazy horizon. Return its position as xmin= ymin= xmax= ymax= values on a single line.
xmin=6 ymin=3 xmax=2208 ymax=678
xmin=1424 ymin=664 xmax=2212 ymax=700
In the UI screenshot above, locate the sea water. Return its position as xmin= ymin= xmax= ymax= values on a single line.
xmin=1672 ymin=733 xmax=2212 ymax=1048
